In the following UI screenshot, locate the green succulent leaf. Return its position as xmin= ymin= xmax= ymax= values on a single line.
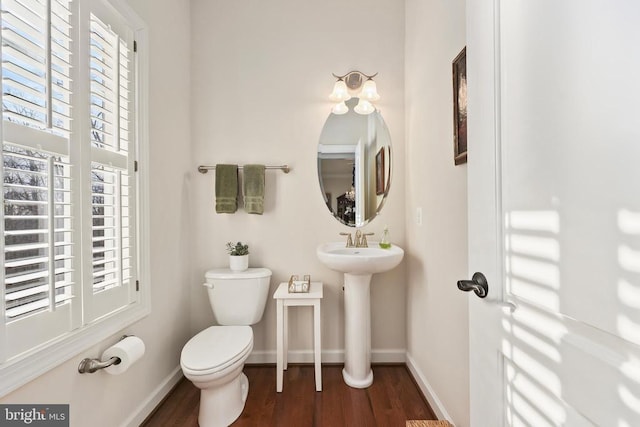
xmin=226 ymin=241 xmax=249 ymax=256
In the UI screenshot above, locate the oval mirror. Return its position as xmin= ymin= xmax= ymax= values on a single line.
xmin=317 ymin=98 xmax=392 ymax=227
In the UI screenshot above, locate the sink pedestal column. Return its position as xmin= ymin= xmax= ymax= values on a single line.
xmin=342 ymin=273 xmax=373 ymax=388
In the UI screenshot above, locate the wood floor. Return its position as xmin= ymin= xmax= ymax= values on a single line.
xmin=143 ymin=364 xmax=437 ymax=426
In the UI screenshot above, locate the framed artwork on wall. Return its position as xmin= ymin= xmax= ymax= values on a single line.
xmin=452 ymin=46 xmax=468 ymax=165
xmin=375 ymin=147 xmax=385 ymax=195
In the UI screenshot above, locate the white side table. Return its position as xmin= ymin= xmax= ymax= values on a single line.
xmin=273 ymin=281 xmax=323 ymax=392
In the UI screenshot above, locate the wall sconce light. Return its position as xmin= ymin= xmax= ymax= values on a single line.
xmin=329 ymin=70 xmax=380 ymax=115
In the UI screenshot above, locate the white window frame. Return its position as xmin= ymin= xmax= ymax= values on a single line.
xmin=0 ymin=0 xmax=150 ymax=397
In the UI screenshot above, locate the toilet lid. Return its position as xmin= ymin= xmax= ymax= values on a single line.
xmin=181 ymin=326 xmax=253 ymax=373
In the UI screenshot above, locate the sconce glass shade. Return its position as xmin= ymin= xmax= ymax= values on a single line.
xmin=359 ymin=79 xmax=380 ymax=102
xmin=354 ymin=99 xmax=375 ymax=115
xmin=329 ymin=79 xmax=351 ymax=102
xmin=331 ymin=101 xmax=349 ymax=115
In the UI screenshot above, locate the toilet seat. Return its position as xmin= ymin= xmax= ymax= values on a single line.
xmin=181 ymin=326 xmax=253 ymax=376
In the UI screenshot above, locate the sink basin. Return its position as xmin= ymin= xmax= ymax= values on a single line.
xmin=316 ymin=242 xmax=404 ymax=275
xmin=316 ymin=240 xmax=404 ymax=389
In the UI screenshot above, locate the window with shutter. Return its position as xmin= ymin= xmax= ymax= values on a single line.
xmin=0 ymin=0 xmax=147 ymax=396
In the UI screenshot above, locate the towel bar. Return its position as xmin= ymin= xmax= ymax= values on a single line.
xmin=197 ymin=165 xmax=290 ymax=174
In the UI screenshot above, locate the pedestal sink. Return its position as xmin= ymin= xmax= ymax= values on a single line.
xmin=317 ymin=241 xmax=404 ymax=388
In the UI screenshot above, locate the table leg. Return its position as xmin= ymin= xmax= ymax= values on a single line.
xmin=314 ymin=300 xmax=322 ymax=391
xmin=283 ymin=304 xmax=288 ymax=370
xmin=276 ymin=299 xmax=283 ymax=392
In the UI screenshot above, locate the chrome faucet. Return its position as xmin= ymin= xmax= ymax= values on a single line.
xmin=340 ymin=232 xmax=354 ymax=247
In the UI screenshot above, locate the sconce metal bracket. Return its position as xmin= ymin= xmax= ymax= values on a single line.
xmin=332 ymin=71 xmax=378 ymax=90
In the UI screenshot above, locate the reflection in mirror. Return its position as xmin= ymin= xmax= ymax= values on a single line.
xmin=318 ymin=98 xmax=392 ymax=227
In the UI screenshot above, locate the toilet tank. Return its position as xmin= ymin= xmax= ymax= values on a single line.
xmin=204 ymin=267 xmax=272 ymax=325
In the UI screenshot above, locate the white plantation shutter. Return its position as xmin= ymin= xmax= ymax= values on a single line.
xmin=1 ymin=0 xmax=77 ymax=357
xmin=84 ymin=9 xmax=135 ymax=321
xmin=0 ymin=0 xmax=143 ymax=373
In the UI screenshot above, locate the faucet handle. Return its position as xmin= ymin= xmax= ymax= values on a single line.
xmin=339 ymin=232 xmax=354 ymax=247
xmin=354 ymin=230 xmax=363 ymax=247
xmin=361 ymin=232 xmax=374 ymax=248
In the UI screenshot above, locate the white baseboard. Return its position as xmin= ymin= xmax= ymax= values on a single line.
xmin=406 ymin=353 xmax=454 ymax=424
xmin=247 ymin=348 xmax=406 ymax=364
xmin=121 ymin=366 xmax=183 ymax=427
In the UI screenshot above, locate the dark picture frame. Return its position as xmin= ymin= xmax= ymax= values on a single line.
xmin=452 ymin=47 xmax=467 ymax=165
xmin=375 ymin=147 xmax=385 ymax=195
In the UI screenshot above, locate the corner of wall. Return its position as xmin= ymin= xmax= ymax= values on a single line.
xmin=404 ymin=0 xmax=470 ymax=425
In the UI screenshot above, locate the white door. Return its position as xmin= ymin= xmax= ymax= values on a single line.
xmin=466 ymin=1 xmax=640 ymax=426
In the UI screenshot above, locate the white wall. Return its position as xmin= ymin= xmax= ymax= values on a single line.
xmin=0 ymin=1 xmax=193 ymax=425
xmin=405 ymin=0 xmax=470 ymax=426
xmin=190 ymin=0 xmax=406 ymax=363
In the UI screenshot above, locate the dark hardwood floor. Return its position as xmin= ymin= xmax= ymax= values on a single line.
xmin=143 ymin=364 xmax=437 ymax=426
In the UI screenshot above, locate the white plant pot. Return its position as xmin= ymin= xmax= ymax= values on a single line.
xmin=229 ymin=255 xmax=249 ymax=272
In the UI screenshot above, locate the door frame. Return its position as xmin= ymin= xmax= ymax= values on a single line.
xmin=467 ymin=0 xmax=509 ymax=424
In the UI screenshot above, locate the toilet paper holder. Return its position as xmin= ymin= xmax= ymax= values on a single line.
xmin=77 ymin=335 xmax=132 ymax=374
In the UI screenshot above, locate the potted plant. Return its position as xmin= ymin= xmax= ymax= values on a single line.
xmin=226 ymin=241 xmax=249 ymax=272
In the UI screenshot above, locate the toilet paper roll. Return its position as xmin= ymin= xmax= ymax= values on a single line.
xmin=101 ymin=336 xmax=146 ymax=375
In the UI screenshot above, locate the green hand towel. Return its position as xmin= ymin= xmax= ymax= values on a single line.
xmin=243 ymin=164 xmax=265 ymax=214
xmin=215 ymin=164 xmax=238 ymax=213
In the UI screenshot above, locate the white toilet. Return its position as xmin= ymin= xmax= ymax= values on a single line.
xmin=180 ymin=267 xmax=271 ymax=427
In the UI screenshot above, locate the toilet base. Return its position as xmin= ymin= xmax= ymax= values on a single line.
xmin=198 ymin=372 xmax=249 ymax=427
